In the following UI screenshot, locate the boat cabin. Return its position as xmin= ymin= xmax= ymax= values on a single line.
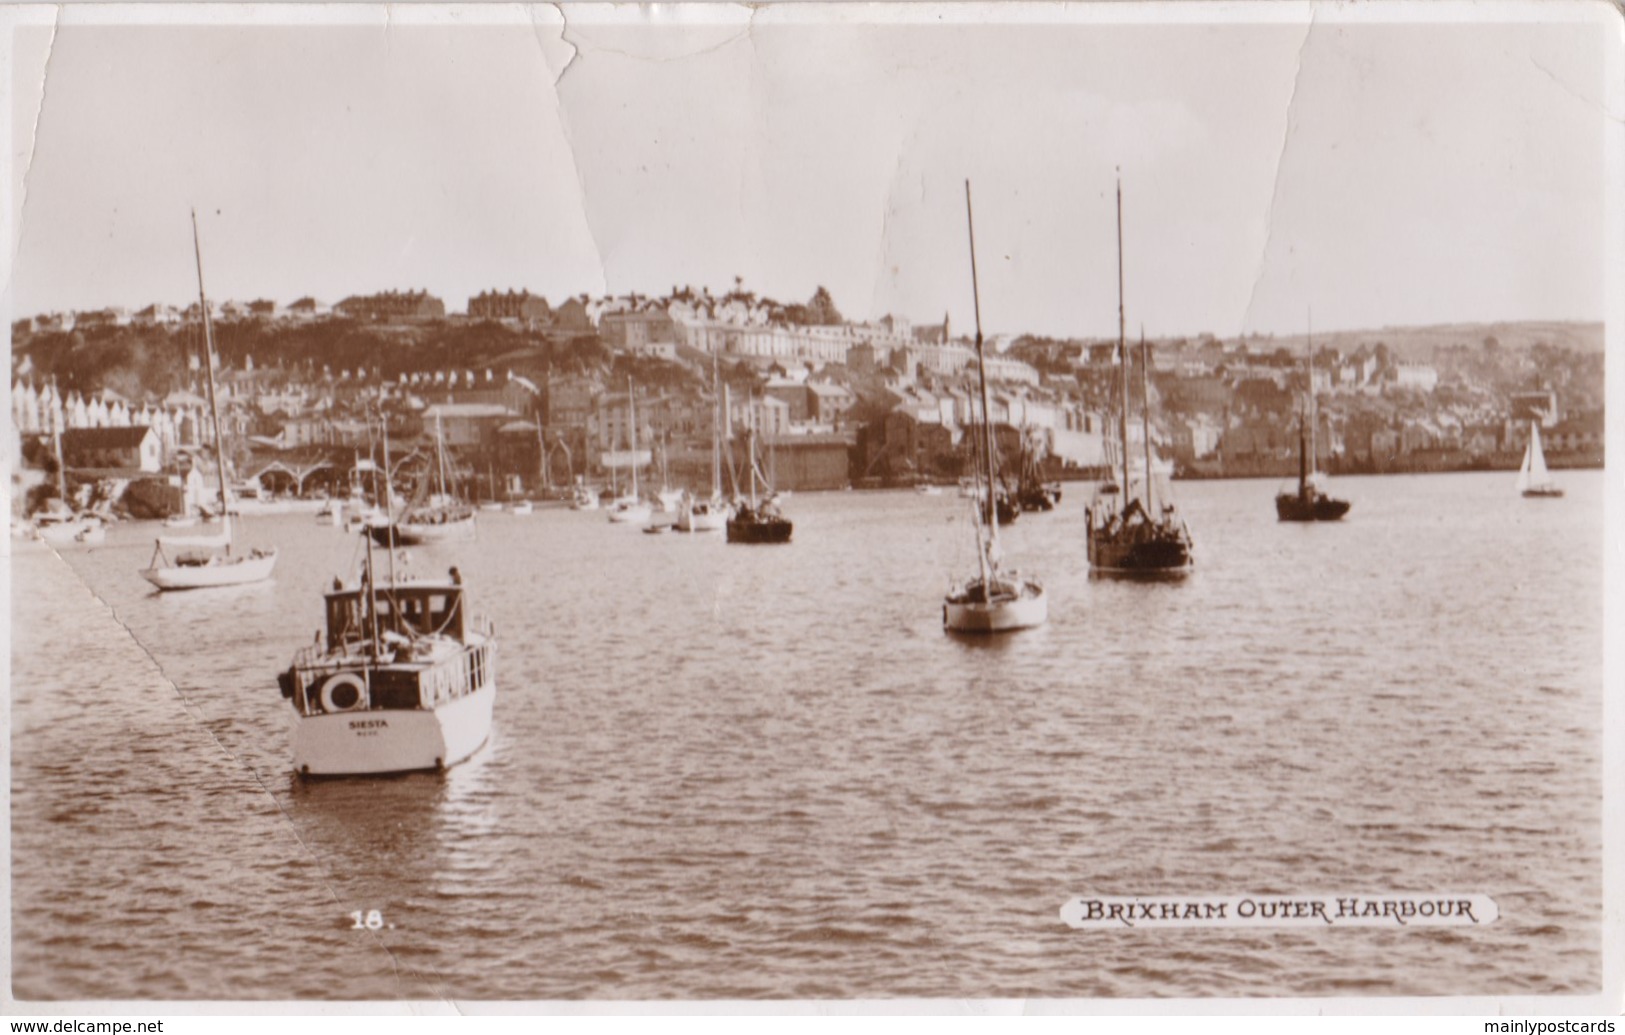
xmin=324 ymin=578 xmax=466 ymax=650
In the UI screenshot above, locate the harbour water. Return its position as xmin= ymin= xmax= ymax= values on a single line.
xmin=10 ymin=471 xmax=1605 ymax=1000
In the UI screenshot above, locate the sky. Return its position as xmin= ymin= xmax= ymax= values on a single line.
xmin=4 ymin=3 xmax=1618 ymax=340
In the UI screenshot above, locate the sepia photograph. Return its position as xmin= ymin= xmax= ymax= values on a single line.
xmin=3 ymin=0 xmax=1621 ymax=1014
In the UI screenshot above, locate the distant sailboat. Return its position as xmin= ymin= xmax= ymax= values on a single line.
xmin=678 ymin=350 xmax=731 ymax=532
xmin=943 ymin=180 xmax=1046 ymax=633
xmin=726 ymin=420 xmax=792 ymax=544
xmin=1276 ymin=323 xmax=1351 ymax=522
xmin=1517 ymin=420 xmax=1563 ymax=498
xmin=140 ymin=212 xmax=277 ymax=589
xmin=371 ymin=414 xmax=477 ymax=545
xmin=608 ymin=377 xmax=653 ymax=524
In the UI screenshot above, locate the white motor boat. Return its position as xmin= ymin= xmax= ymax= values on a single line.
xmin=276 ymin=557 xmax=496 ymax=777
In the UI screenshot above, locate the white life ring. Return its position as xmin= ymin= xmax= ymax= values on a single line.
xmin=320 ymin=672 xmax=367 ymax=713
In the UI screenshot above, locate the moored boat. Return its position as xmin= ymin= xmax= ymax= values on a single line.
xmin=607 ymin=377 xmax=653 ymax=525
xmin=678 ymin=350 xmax=732 ymax=532
xmin=943 ymin=179 xmax=1045 ymax=633
xmin=276 ymin=549 xmax=495 ymax=778
xmin=140 ymin=212 xmax=278 ymax=589
xmin=369 ymin=416 xmax=477 ymax=546
xmin=1276 ymin=323 xmax=1350 ymax=522
xmin=1084 ymin=182 xmax=1193 ymax=578
xmin=571 ymin=484 xmax=600 ymax=511
xmin=726 ymin=428 xmax=792 ymax=544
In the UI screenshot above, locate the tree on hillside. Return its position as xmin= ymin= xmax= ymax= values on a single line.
xmin=807 ymin=285 xmax=842 ymax=326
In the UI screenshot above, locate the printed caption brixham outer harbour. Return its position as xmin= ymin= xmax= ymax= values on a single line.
xmin=1060 ymin=894 xmax=1499 ymax=928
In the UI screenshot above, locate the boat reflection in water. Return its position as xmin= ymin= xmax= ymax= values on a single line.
xmin=276 ymin=539 xmax=496 ymax=778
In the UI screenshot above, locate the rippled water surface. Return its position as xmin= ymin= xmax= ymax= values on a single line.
xmin=10 ymin=473 xmax=1606 ymax=1000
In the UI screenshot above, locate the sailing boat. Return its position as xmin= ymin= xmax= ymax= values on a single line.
xmin=1084 ymin=182 xmax=1194 ymax=577
xmin=1014 ymin=427 xmax=1062 ymax=512
xmin=1517 ymin=419 xmax=1563 ymax=498
xmin=943 ymin=180 xmax=1046 ymax=633
xmin=140 ymin=213 xmax=277 ymax=590
xmin=373 ymin=414 xmax=477 ymax=544
xmin=726 ymin=400 xmax=792 ymax=544
xmin=678 ymin=350 xmax=731 ymax=532
xmin=1275 ymin=324 xmax=1351 ymax=521
xmin=608 ymin=378 xmax=653 ymax=524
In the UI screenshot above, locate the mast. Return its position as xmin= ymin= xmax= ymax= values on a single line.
xmin=49 ymin=377 xmax=67 ymax=504
xmin=536 ymin=416 xmax=547 ymax=490
xmin=1306 ymin=311 xmax=1317 ymax=481
xmin=711 ymin=349 xmax=722 ymax=498
xmin=380 ymin=409 xmax=399 ymax=588
xmin=964 ymin=179 xmax=998 ymax=584
xmin=747 ymin=397 xmax=760 ymax=507
xmin=434 ymin=414 xmax=449 ymax=501
xmin=1115 ymin=180 xmax=1131 ymax=511
xmin=1140 ymin=328 xmax=1154 ymax=515
xmin=363 ymin=513 xmax=382 ymax=657
xmin=627 ymin=377 xmax=639 ymax=499
xmin=190 ymin=210 xmax=233 ymax=553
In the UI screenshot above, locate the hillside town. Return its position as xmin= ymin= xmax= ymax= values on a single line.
xmin=9 ymin=283 xmax=1604 ymax=517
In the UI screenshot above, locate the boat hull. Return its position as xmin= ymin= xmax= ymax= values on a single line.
xmin=1522 ymin=486 xmax=1565 ymax=499
xmin=369 ymin=516 xmax=476 ymax=546
xmin=944 ymin=580 xmax=1047 ymax=633
xmin=1087 ymin=531 xmax=1193 ymax=577
xmin=607 ymin=501 xmax=652 ymax=524
xmin=1275 ymin=492 xmax=1351 ymax=521
xmin=676 ymin=501 xmax=729 ymax=532
xmin=141 ymin=550 xmax=278 ymax=590
xmin=727 ymin=516 xmax=792 ymax=543
xmin=292 ymin=682 xmax=495 ymax=777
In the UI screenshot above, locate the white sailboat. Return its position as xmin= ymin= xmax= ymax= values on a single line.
xmin=678 ymin=351 xmax=731 ymax=532
xmin=943 ymin=181 xmax=1046 ymax=634
xmin=384 ymin=415 xmax=477 ymax=544
xmin=1517 ymin=420 xmax=1563 ymax=498
xmin=608 ymin=378 xmax=652 ymax=524
xmin=140 ymin=213 xmax=277 ymax=590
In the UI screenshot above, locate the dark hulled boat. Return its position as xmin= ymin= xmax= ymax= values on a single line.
xmin=1274 ymin=429 xmax=1351 ymax=521
xmin=726 ymin=428 xmax=792 ymax=544
xmin=1014 ymin=432 xmax=1061 ymax=512
xmin=726 ymin=498 xmax=793 ymax=544
xmin=1084 ymin=182 xmax=1193 ymax=578
xmin=1275 ymin=324 xmax=1349 ymax=522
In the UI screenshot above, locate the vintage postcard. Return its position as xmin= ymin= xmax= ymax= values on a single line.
xmin=3 ymin=0 xmax=1620 ymax=1018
